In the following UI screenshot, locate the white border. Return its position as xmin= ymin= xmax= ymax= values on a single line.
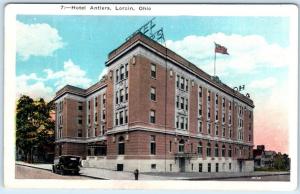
xmin=4 ymin=3 xmax=298 ymax=191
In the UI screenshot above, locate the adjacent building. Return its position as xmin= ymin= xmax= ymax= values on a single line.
xmin=53 ymin=32 xmax=254 ymax=173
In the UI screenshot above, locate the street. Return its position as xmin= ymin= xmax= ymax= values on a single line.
xmin=15 ymin=165 xmax=92 ymax=179
xmin=215 ymin=174 xmax=290 ymax=181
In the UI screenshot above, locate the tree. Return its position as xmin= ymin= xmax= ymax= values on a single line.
xmin=16 ymin=95 xmax=55 ymax=162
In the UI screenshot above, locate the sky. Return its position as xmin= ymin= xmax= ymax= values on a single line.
xmin=16 ymin=15 xmax=291 ymax=154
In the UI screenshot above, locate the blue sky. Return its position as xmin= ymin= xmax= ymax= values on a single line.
xmin=16 ymin=15 xmax=291 ymax=153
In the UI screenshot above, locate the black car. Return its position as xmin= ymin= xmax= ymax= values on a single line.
xmin=52 ymin=155 xmax=81 ymax=175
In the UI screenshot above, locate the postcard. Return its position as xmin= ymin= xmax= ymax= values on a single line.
xmin=3 ymin=3 xmax=298 ymax=191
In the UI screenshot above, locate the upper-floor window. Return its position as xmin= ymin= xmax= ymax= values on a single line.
xmin=229 ymin=128 xmax=232 ymax=138
xmin=125 ymin=63 xmax=128 ymax=78
xmin=185 ymin=99 xmax=188 ymax=111
xmin=119 ymin=111 xmax=124 ymax=125
xmin=176 ymin=116 xmax=179 ymax=128
xmin=222 ymin=144 xmax=226 ymax=157
xmin=185 ymin=79 xmax=189 ymax=91
xmin=198 ymin=121 xmax=202 ymax=133
xmin=199 ymin=86 xmax=202 ymax=98
xmin=215 ymin=94 xmax=218 ymax=105
xmin=151 ymin=64 xmax=156 ymax=78
xmin=222 ymin=127 xmax=226 ymax=137
xmin=207 ymin=142 xmax=211 ymax=157
xmin=178 ymin=139 xmax=185 ymax=153
xmin=115 ymin=112 xmax=119 ymax=126
xmin=176 ymin=96 xmax=179 ymax=108
xmin=103 ymin=94 xmax=106 ymax=105
xmin=176 ymin=75 xmax=180 ymax=88
xmin=102 ymin=110 xmax=106 ymax=120
xmin=78 ymin=102 xmax=83 ymax=111
xmin=215 ymin=143 xmax=219 ymax=157
xmin=78 ymin=129 xmax=82 ymax=137
xmin=228 ymin=145 xmax=232 ymax=157
xmin=120 ymin=89 xmax=124 ymax=103
xmin=249 ymin=111 xmax=252 ymax=119
xmin=95 ymin=112 xmax=98 ymax=122
xmin=125 ymin=87 xmax=128 ymax=101
xmin=215 ymin=125 xmax=219 ymax=136
xmin=150 ymin=135 xmax=156 ymax=155
xmin=125 ymin=110 xmax=128 ymax=124
xmin=180 ymin=97 xmax=184 ymax=109
xmin=197 ymin=142 xmax=203 ymax=156
xmin=180 ymin=77 xmax=185 ymax=90
xmin=229 ymin=115 xmax=232 ymax=124
xmin=120 ymin=65 xmax=125 ymax=80
xmin=199 ymin=104 xmax=202 ymax=116
xmin=116 ymin=91 xmax=119 ymax=104
xmin=207 ymin=90 xmax=211 ymax=102
xmin=208 ymin=108 xmax=211 ymax=119
xmin=207 ymin=123 xmax=211 ymax=134
xmin=215 ymin=110 xmax=218 ymax=120
xmin=88 ymin=100 xmax=91 ymax=110
xmin=222 ymin=113 xmax=225 ymax=123
xmin=150 ymin=87 xmax=156 ymax=101
xmin=95 ymin=97 xmax=98 ymax=107
xmin=222 ymin=97 xmax=225 ymax=108
xmin=116 ymin=69 xmax=119 ymax=82
xmin=150 ymin=110 xmax=156 ymax=124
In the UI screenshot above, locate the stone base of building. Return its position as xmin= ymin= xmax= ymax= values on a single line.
xmin=82 ymin=157 xmax=254 ymax=173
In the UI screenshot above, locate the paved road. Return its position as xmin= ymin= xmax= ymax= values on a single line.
xmin=15 ymin=165 xmax=92 ymax=179
xmin=214 ymin=174 xmax=290 ymax=181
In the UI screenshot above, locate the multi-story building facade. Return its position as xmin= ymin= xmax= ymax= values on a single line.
xmin=54 ymin=32 xmax=254 ymax=173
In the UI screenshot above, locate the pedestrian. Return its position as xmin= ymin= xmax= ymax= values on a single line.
xmin=134 ymin=169 xmax=139 ymax=180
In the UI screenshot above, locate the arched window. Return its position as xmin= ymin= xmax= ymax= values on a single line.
xmin=178 ymin=139 xmax=185 ymax=153
xmin=222 ymin=144 xmax=226 ymax=157
xmin=215 ymin=143 xmax=219 ymax=157
xmin=207 ymin=142 xmax=211 ymax=157
xmin=228 ymin=145 xmax=232 ymax=157
xmin=197 ymin=142 xmax=203 ymax=157
xmin=118 ymin=136 xmax=125 ymax=155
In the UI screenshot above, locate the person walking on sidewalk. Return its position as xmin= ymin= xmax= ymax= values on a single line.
xmin=134 ymin=169 xmax=139 ymax=180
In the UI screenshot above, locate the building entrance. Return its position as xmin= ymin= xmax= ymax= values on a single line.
xmin=179 ymin=158 xmax=185 ymax=172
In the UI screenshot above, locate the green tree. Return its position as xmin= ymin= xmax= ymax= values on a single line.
xmin=16 ymin=95 xmax=55 ymax=162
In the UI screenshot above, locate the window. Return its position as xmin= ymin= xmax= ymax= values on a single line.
xmin=103 ymin=94 xmax=106 ymax=105
xmin=78 ymin=116 xmax=82 ymax=124
xmin=150 ymin=87 xmax=156 ymax=101
xmin=229 ymin=101 xmax=232 ymax=110
xmin=190 ymin=143 xmax=193 ymax=153
xmin=151 ymin=64 xmax=156 ymax=78
xmin=176 ymin=75 xmax=180 ymax=88
xmin=120 ymin=89 xmax=124 ymax=103
xmin=88 ymin=101 xmax=91 ymax=110
xmin=215 ymin=143 xmax=219 ymax=157
xmin=215 ymin=125 xmax=218 ymax=136
xmin=215 ymin=94 xmax=218 ymax=104
xmin=249 ymin=134 xmax=252 ymax=142
xmin=95 ymin=112 xmax=98 ymax=122
xmin=118 ymin=136 xmax=125 ymax=155
xmin=151 ymin=164 xmax=156 ymax=170
xmin=119 ymin=111 xmax=124 ymax=125
xmin=216 ymin=163 xmax=219 ymax=172
xmin=207 ymin=90 xmax=211 ymax=102
xmin=229 ymin=128 xmax=232 ymax=138
xmin=208 ymin=108 xmax=211 ymax=119
xmin=102 ymin=110 xmax=106 ymax=120
xmin=222 ymin=127 xmax=226 ymax=137
xmin=120 ymin=65 xmax=125 ymax=80
xmin=115 ymin=112 xmax=119 ymax=125
xmin=176 ymin=116 xmax=179 ymax=128
xmin=78 ymin=129 xmax=82 ymax=137
xmin=207 ymin=142 xmax=211 ymax=157
xmin=222 ymin=113 xmax=225 ymax=123
xmin=199 ymin=104 xmax=202 ymax=116
xmin=185 ymin=79 xmax=189 ymax=91
xmin=176 ymin=96 xmax=179 ymax=108
xmin=229 ymin=115 xmax=232 ymax=124
xmin=185 ymin=117 xmax=188 ymax=130
xmin=125 ymin=110 xmax=128 ymax=124
xmin=229 ymin=163 xmax=232 ymax=170
xmin=125 ymin=87 xmax=128 ymax=101
xmin=222 ymin=97 xmax=225 ymax=108
xmin=185 ymin=99 xmax=188 ymax=111
xmin=180 ymin=97 xmax=184 ymax=109
xmin=198 ymin=121 xmax=202 ymax=133
xmin=125 ymin=63 xmax=128 ymax=78
xmin=170 ymin=164 xmax=172 ymax=172
xmin=215 ymin=110 xmax=218 ymax=120
xmin=222 ymin=144 xmax=226 ymax=157
xmin=228 ymin=145 xmax=232 ymax=157
xmin=199 ymin=87 xmax=202 ymax=98
xmin=116 ymin=91 xmax=119 ymax=104
xmin=180 ymin=117 xmax=184 ymax=129
xmin=78 ymin=102 xmax=83 ymax=110
xmin=179 ymin=139 xmax=185 ymax=153
xmin=150 ymin=110 xmax=155 ymax=124
xmin=208 ymin=163 xmax=211 ymax=172
xmin=169 ymin=141 xmax=172 ymax=152
xmin=88 ymin=115 xmax=91 ymax=124
xmin=95 ymin=97 xmax=98 ymax=107
xmin=116 ymin=69 xmax=119 ymax=82
xmin=249 ymin=111 xmax=252 ymax=119
xmin=197 ymin=142 xmax=203 ymax=156
xmin=150 ymin=135 xmax=156 ymax=155
xmin=207 ymin=123 xmax=211 ymax=134
xmin=199 ymin=163 xmax=203 ymax=172
xmin=180 ymin=77 xmax=185 ymax=90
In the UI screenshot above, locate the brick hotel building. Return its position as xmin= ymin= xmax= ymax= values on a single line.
xmin=54 ymin=33 xmax=254 ymax=173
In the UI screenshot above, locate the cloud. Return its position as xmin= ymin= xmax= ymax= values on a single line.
xmin=249 ymin=77 xmax=277 ymax=89
xmin=16 ymin=20 xmax=64 ymax=60
xmin=98 ymin=68 xmax=108 ymax=80
xmin=16 ymin=74 xmax=54 ymax=101
xmin=44 ymin=59 xmax=92 ymax=90
xmin=166 ymin=33 xmax=290 ymax=75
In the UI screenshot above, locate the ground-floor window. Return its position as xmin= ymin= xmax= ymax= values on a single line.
xmin=216 ymin=163 xmax=219 ymax=172
xmin=199 ymin=163 xmax=202 ymax=172
xmin=191 ymin=163 xmax=194 ymax=171
xmin=170 ymin=164 xmax=172 ymax=172
xmin=118 ymin=136 xmax=125 ymax=155
xmin=229 ymin=163 xmax=232 ymax=170
xmin=208 ymin=163 xmax=211 ymax=172
xmin=151 ymin=164 xmax=156 ymax=170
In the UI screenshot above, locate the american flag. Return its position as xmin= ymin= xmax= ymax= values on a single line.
xmin=215 ymin=43 xmax=229 ymax=55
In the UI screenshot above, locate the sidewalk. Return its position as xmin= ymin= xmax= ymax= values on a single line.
xmin=15 ymin=161 xmax=289 ymax=180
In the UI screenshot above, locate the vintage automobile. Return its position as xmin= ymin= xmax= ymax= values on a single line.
xmin=52 ymin=155 xmax=81 ymax=175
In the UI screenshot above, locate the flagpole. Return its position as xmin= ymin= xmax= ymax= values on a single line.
xmin=214 ymin=50 xmax=216 ymax=77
